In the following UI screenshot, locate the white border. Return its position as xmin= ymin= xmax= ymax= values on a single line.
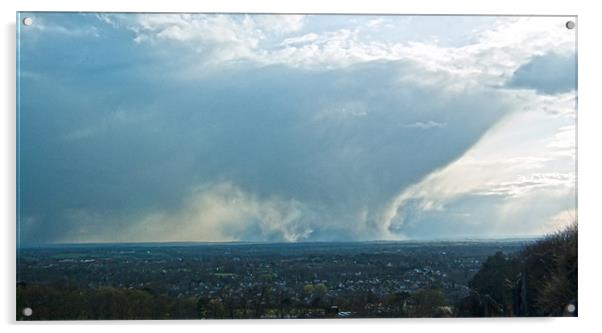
xmin=2 ymin=1 xmax=601 ymax=332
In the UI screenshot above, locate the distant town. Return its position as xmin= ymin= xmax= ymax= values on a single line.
xmin=17 ymin=240 xmax=530 ymax=319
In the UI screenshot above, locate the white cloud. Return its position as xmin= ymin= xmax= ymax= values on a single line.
xmin=112 ymin=15 xmax=575 ymax=94
xmin=547 ymin=125 xmax=576 ymax=157
xmin=94 ymin=14 xmax=576 ymax=100
xmin=127 ymin=14 xmax=264 ymax=64
xmin=281 ymin=33 xmax=320 ymax=46
xmin=253 ymin=15 xmax=305 ymax=34
xmin=377 ymin=101 xmax=576 ymax=238
xmin=62 ymin=182 xmax=314 ymax=243
xmin=401 ymin=121 xmax=447 ymax=129
xmin=24 ymin=15 xmax=100 ymax=38
xmin=539 ymin=209 xmax=577 ymax=234
xmin=474 ymin=172 xmax=575 ymax=198
xmin=366 ymin=18 xmax=385 ymax=28
xmin=109 ymin=14 xmax=305 ymax=66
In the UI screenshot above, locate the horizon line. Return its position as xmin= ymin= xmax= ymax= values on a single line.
xmin=17 ymin=236 xmax=540 ymax=248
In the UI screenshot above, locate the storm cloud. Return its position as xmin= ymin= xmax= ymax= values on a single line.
xmin=507 ymin=52 xmax=576 ymax=95
xmin=17 ymin=14 xmax=576 ymax=244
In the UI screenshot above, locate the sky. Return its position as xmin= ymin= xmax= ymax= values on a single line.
xmin=17 ymin=13 xmax=576 ymax=244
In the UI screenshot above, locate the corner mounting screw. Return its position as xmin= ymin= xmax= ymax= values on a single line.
xmin=566 ymin=21 xmax=575 ymax=30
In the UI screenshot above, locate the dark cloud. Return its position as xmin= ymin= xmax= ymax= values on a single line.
xmin=19 ymin=59 xmax=515 ymax=244
xmin=18 ymin=14 xmax=520 ymax=244
xmin=506 ymin=52 xmax=576 ymax=95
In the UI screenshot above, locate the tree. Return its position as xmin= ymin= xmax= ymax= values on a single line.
xmin=468 ymin=251 xmax=520 ymax=315
xmin=518 ymin=223 xmax=577 ymax=316
xmin=461 ymin=223 xmax=578 ymax=317
xmin=207 ymin=297 xmax=226 ymax=318
xmin=384 ymin=291 xmax=410 ymax=316
xmin=411 ymin=288 xmax=448 ymax=317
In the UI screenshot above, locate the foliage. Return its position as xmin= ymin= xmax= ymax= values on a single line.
xmin=519 ymin=223 xmax=578 ymax=316
xmin=467 ymin=251 xmax=521 ymax=315
xmin=458 ymin=223 xmax=577 ymax=317
xmin=409 ymin=288 xmax=449 ymax=317
xmin=16 ymin=284 xmax=197 ymax=320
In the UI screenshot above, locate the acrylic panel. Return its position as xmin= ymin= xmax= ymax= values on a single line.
xmin=16 ymin=13 xmax=577 ymax=320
